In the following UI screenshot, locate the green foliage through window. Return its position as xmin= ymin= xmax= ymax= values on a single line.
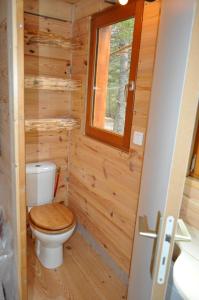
xmin=104 ymin=18 xmax=134 ymax=134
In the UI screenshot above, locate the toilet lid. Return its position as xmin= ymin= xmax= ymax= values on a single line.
xmin=29 ymin=203 xmax=75 ymax=231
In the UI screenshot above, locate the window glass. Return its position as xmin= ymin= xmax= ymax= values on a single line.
xmin=92 ymin=18 xmax=135 ymax=135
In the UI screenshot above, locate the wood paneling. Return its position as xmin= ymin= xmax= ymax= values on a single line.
xmin=24 ymin=56 xmax=70 ymax=77
xmin=25 ymin=75 xmax=81 ymax=91
xmin=24 ymin=13 xmax=72 ymax=37
xmin=28 ymin=232 xmax=127 ymax=300
xmin=180 ymin=177 xmax=199 ymax=230
xmin=74 ymin=0 xmax=111 ymax=20
xmin=66 ymin=0 xmax=80 ymax=3
xmin=24 ymin=1 xmax=73 ymax=204
xmin=24 ymin=0 xmax=73 ymax=21
xmin=69 ymin=0 xmax=161 ymax=273
xmin=24 ymin=13 xmax=72 ymax=59
xmin=24 ymin=90 xmax=71 ymax=119
xmin=25 ymin=118 xmax=80 ymax=132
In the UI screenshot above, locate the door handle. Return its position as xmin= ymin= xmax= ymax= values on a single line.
xmin=139 ymin=215 xmax=158 ymax=239
xmin=139 ymin=216 xmax=191 ymax=285
xmin=139 ymin=216 xmax=191 ymax=242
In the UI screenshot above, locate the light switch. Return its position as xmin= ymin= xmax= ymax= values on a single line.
xmin=133 ymin=131 xmax=144 ymax=146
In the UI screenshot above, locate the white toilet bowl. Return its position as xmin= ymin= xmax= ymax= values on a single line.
xmin=30 ymin=223 xmax=76 ymax=269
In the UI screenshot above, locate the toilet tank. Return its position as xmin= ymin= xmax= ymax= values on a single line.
xmin=26 ymin=162 xmax=56 ymax=207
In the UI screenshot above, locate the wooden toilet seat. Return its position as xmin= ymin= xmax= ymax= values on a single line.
xmin=29 ymin=203 xmax=76 ymax=234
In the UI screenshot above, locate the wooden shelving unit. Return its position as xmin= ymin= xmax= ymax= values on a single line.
xmin=25 ymin=30 xmax=82 ymax=50
xmin=25 ymin=75 xmax=81 ymax=91
xmin=25 ymin=118 xmax=80 ymax=133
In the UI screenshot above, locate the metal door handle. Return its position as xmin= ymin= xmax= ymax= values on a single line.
xmin=139 ymin=216 xmax=158 ymax=239
xmin=139 ymin=216 xmax=191 ymax=242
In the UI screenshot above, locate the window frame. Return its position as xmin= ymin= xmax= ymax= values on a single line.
xmin=85 ymin=0 xmax=144 ymax=151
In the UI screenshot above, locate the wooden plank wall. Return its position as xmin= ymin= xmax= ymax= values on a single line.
xmin=181 ymin=177 xmax=199 ymax=230
xmin=69 ymin=0 xmax=161 ymax=273
xmin=24 ymin=0 xmax=73 ymax=21
xmin=24 ymin=0 xmax=73 ymax=203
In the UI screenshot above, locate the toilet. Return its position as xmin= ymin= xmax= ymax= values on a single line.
xmin=26 ymin=162 xmax=76 ymax=269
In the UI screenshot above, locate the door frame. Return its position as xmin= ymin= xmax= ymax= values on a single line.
xmin=128 ymin=0 xmax=199 ymax=299
xmin=8 ymin=0 xmax=27 ymax=298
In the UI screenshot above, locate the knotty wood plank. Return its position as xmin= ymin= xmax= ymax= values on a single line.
xmin=180 ymin=177 xmax=199 ymax=230
xmin=24 ymin=0 xmax=73 ymax=21
xmin=25 ymin=55 xmax=71 ymax=77
xmin=24 ymin=89 xmax=71 ymax=119
xmin=24 ymin=12 xmax=73 ymax=59
xmin=24 ymin=13 xmax=72 ymax=37
xmin=74 ymin=0 xmax=111 ymax=20
xmin=25 ymin=75 xmax=81 ymax=91
xmin=25 ymin=118 xmax=80 ymax=132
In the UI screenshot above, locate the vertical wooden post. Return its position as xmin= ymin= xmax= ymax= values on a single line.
xmin=8 ymin=0 xmax=27 ymax=298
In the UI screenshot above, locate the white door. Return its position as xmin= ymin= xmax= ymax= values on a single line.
xmin=128 ymin=0 xmax=199 ymax=299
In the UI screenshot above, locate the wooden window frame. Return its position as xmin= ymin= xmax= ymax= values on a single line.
xmin=85 ymin=0 xmax=144 ymax=152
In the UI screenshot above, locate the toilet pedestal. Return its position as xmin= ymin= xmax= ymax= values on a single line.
xmin=36 ymin=240 xmax=63 ymax=269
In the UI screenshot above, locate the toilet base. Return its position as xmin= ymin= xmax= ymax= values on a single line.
xmin=30 ymin=223 xmax=76 ymax=269
xmin=35 ymin=240 xmax=63 ymax=269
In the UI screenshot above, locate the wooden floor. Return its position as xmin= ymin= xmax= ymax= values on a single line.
xmin=28 ymin=232 xmax=127 ymax=300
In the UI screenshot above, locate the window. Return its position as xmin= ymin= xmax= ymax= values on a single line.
xmin=86 ymin=1 xmax=144 ymax=151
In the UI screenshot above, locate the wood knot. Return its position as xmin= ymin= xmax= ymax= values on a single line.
xmin=66 ymin=245 xmax=72 ymax=250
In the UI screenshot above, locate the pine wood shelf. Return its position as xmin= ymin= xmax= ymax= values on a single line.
xmin=25 ymin=75 xmax=81 ymax=91
xmin=25 ymin=118 xmax=80 ymax=133
xmin=25 ymin=30 xmax=82 ymax=50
